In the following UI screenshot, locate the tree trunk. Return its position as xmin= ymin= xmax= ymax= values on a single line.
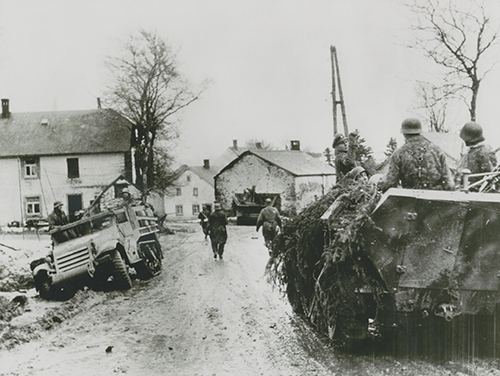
xmin=134 ymin=148 xmax=144 ymax=190
xmin=469 ymin=79 xmax=480 ymax=121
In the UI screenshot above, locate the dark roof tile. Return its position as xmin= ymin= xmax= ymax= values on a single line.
xmin=0 ymin=109 xmax=131 ymax=157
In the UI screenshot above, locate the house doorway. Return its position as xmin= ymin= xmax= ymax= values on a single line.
xmin=68 ymin=194 xmax=83 ymax=221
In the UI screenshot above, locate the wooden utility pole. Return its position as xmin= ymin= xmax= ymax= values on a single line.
xmin=330 ymin=46 xmax=349 ymax=137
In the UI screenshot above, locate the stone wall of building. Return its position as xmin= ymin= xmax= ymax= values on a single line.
xmin=215 ymin=154 xmax=296 ymax=215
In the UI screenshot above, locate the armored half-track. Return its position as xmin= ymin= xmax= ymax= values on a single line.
xmin=362 ymin=188 xmax=500 ymax=355
xmin=30 ymin=203 xmax=163 ymax=300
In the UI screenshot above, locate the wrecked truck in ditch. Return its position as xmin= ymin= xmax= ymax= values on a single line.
xmin=272 ymin=184 xmax=500 ymax=355
xmin=30 ymin=203 xmax=163 ymax=300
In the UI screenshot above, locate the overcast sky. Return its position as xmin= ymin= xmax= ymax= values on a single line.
xmin=1 ymin=0 xmax=499 ymax=165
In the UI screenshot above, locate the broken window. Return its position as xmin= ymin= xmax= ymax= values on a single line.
xmin=23 ymin=157 xmax=39 ymax=178
xmin=67 ymin=158 xmax=80 ymax=179
xmin=25 ymin=196 xmax=41 ymax=216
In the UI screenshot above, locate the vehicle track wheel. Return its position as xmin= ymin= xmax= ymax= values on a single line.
xmin=111 ymin=250 xmax=132 ymax=290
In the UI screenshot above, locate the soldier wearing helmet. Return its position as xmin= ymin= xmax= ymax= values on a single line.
xmin=47 ymin=201 xmax=69 ymax=230
xmin=333 ymin=133 xmax=356 ymax=179
xmin=459 ymin=122 xmax=497 ymax=183
xmin=208 ymin=203 xmax=228 ymax=260
xmin=380 ymin=118 xmax=454 ymax=191
xmin=256 ymin=197 xmax=282 ymax=252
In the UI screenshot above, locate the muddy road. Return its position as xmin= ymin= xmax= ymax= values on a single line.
xmin=1 ymin=226 xmax=499 ymax=375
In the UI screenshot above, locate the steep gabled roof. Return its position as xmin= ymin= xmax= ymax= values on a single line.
xmin=170 ymin=164 xmax=217 ymax=187
xmin=0 ymin=109 xmax=131 ymax=157
xmin=170 ymin=164 xmax=189 ymax=181
xmin=215 ymin=150 xmax=336 ymax=178
xmin=211 ymin=146 xmax=248 ymax=171
xmin=188 ymin=166 xmax=217 ymax=187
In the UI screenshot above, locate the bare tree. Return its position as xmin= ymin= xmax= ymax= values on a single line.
xmin=107 ymin=30 xmax=201 ymax=193
xmin=408 ymin=0 xmax=498 ymax=121
xmin=415 ymin=81 xmax=450 ymax=132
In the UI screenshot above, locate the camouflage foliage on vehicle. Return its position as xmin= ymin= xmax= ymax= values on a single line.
xmin=268 ymin=179 xmax=384 ymax=343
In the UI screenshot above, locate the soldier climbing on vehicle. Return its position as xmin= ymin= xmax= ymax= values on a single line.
xmin=380 ymin=118 xmax=454 ymax=191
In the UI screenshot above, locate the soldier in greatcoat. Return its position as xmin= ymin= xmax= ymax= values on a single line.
xmin=256 ymin=198 xmax=282 ymax=251
xmin=208 ymin=203 xmax=228 ymax=260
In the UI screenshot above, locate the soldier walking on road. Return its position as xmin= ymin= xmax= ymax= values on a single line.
xmin=256 ymin=198 xmax=282 ymax=252
xmin=380 ymin=118 xmax=454 ymax=191
xmin=47 ymin=201 xmax=69 ymax=230
xmin=459 ymin=122 xmax=497 ymax=186
xmin=208 ymin=203 xmax=228 ymax=260
xmin=198 ymin=206 xmax=210 ymax=240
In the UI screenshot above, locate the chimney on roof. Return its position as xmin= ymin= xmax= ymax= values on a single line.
xmin=255 ymin=142 xmax=262 ymax=149
xmin=203 ymin=159 xmax=210 ymax=169
xmin=1 ymin=99 xmax=10 ymax=119
xmin=97 ymin=97 xmax=102 ymax=109
xmin=232 ymin=139 xmax=238 ymax=149
xmin=290 ymin=140 xmax=301 ymax=151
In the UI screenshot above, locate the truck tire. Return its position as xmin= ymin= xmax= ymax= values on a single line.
xmin=135 ymin=243 xmax=162 ymax=280
xmin=37 ymin=275 xmax=53 ymax=300
xmin=90 ymin=264 xmax=112 ymax=291
xmin=111 ymin=250 xmax=132 ymax=290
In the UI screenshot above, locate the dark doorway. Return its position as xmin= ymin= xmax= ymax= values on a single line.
xmin=68 ymin=194 xmax=83 ymax=221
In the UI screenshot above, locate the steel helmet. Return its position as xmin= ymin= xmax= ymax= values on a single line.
xmin=332 ymin=133 xmax=346 ymax=148
xmin=401 ymin=118 xmax=422 ymax=135
xmin=346 ymin=166 xmax=367 ymax=180
xmin=460 ymin=121 xmax=485 ymax=145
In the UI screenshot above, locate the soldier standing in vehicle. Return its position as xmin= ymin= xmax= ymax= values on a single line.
xmin=208 ymin=203 xmax=228 ymax=260
xmin=47 ymin=201 xmax=69 ymax=229
xmin=459 ymin=122 xmax=497 ymax=185
xmin=256 ymin=198 xmax=282 ymax=251
xmin=380 ymin=118 xmax=454 ymax=191
xmin=333 ymin=133 xmax=356 ymax=179
xmin=121 ymin=186 xmax=133 ymax=205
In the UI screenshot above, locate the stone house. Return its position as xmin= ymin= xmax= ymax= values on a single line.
xmin=214 ymin=141 xmax=336 ymax=215
xmin=0 ymin=99 xmax=132 ymax=225
xmin=163 ymin=160 xmax=217 ymax=220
